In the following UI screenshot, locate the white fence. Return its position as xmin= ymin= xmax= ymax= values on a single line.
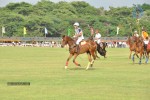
xmin=0 ymin=37 xmax=128 ymax=48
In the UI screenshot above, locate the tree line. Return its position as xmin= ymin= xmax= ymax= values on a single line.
xmin=0 ymin=0 xmax=150 ymax=37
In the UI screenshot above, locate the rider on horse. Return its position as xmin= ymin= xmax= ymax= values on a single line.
xmin=94 ymin=29 xmax=106 ymax=57
xmin=131 ymin=30 xmax=139 ymax=42
xmin=133 ymin=30 xmax=139 ymax=37
xmin=94 ymin=29 xmax=102 ymax=46
xmin=90 ymin=26 xmax=94 ymax=37
xmin=142 ymin=28 xmax=149 ymax=51
xmin=73 ymin=22 xmax=84 ymax=53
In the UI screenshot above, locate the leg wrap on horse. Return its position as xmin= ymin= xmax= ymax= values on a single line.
xmin=146 ymin=57 xmax=149 ymax=64
xmin=90 ymin=60 xmax=94 ymax=67
xmin=86 ymin=62 xmax=91 ymax=70
xmin=132 ymin=55 xmax=135 ymax=62
xmin=66 ymin=61 xmax=68 ymax=66
xmin=139 ymin=58 xmax=142 ymax=65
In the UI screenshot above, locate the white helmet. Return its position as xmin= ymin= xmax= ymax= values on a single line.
xmin=73 ymin=22 xmax=79 ymax=26
xmin=134 ymin=30 xmax=137 ymax=33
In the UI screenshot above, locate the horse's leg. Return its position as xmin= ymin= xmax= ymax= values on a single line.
xmin=132 ymin=53 xmax=135 ymax=63
xmin=136 ymin=54 xmax=139 ymax=58
xmin=139 ymin=52 xmax=143 ymax=65
xmin=73 ymin=54 xmax=81 ymax=67
xmin=103 ymin=49 xmax=107 ymax=58
xmin=95 ymin=50 xmax=99 ymax=58
xmin=129 ymin=50 xmax=132 ymax=59
xmin=86 ymin=53 xmax=92 ymax=70
xmin=90 ymin=51 xmax=96 ymax=67
xmin=143 ymin=52 xmax=145 ymax=59
xmin=145 ymin=52 xmax=149 ymax=64
xmin=65 ymin=54 xmax=73 ymax=69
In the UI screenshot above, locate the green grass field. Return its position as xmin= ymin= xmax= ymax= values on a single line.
xmin=0 ymin=47 xmax=150 ymax=100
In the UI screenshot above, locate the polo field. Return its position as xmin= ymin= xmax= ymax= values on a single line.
xmin=0 ymin=47 xmax=150 ymax=100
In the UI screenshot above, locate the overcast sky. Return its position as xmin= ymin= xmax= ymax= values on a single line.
xmin=0 ymin=0 xmax=150 ymax=10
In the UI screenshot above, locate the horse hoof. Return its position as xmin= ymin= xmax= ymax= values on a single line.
xmin=90 ymin=64 xmax=93 ymax=67
xmin=78 ymin=64 xmax=81 ymax=67
xmin=132 ymin=60 xmax=135 ymax=63
xmin=145 ymin=61 xmax=148 ymax=64
xmin=145 ymin=58 xmax=149 ymax=64
xmin=65 ymin=66 xmax=68 ymax=69
xmin=86 ymin=67 xmax=89 ymax=70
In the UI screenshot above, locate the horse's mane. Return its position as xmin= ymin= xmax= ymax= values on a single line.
xmin=127 ymin=36 xmax=132 ymax=45
xmin=135 ymin=36 xmax=143 ymax=43
xmin=65 ymin=35 xmax=74 ymax=41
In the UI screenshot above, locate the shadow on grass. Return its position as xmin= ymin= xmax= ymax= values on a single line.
xmin=68 ymin=67 xmax=95 ymax=70
xmin=128 ymin=62 xmax=150 ymax=65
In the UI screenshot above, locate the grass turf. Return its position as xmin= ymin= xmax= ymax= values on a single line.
xmin=0 ymin=47 xmax=150 ymax=100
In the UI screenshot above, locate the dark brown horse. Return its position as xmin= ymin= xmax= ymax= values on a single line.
xmin=96 ymin=42 xmax=107 ymax=58
xmin=61 ymin=35 xmax=97 ymax=70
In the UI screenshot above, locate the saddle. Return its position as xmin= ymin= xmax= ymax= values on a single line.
xmin=80 ymin=41 xmax=87 ymax=45
xmin=74 ymin=41 xmax=87 ymax=53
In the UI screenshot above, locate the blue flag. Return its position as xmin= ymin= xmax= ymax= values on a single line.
xmin=45 ymin=28 xmax=48 ymax=34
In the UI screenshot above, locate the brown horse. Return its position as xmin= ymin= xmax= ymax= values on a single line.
xmin=145 ymin=42 xmax=150 ymax=63
xmin=61 ymin=35 xmax=97 ymax=70
xmin=126 ymin=36 xmax=139 ymax=59
xmin=132 ymin=36 xmax=144 ymax=64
